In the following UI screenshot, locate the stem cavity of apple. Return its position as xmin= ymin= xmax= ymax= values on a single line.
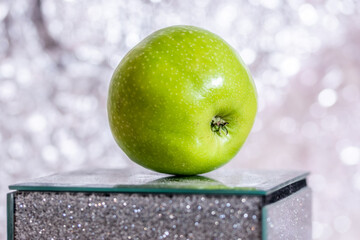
xmin=211 ymin=116 xmax=229 ymax=136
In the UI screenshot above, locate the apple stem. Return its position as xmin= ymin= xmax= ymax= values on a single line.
xmin=211 ymin=116 xmax=229 ymax=136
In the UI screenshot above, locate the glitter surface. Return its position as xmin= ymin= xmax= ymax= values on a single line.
xmin=14 ymin=192 xmax=262 ymax=239
xmin=1 ymin=1 xmax=360 ymax=239
xmin=9 ymin=170 xmax=310 ymax=239
xmin=264 ymin=187 xmax=312 ymax=240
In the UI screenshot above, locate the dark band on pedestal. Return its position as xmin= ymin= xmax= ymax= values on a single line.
xmin=263 ymin=179 xmax=307 ymax=205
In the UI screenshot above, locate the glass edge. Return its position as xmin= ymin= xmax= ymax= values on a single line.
xmin=8 ymin=171 xmax=309 ymax=195
xmin=264 ymin=172 xmax=309 ymax=195
xmin=8 ymin=185 xmax=268 ymax=196
xmin=7 ymin=192 xmax=15 ymax=240
xmin=261 ymin=203 xmax=268 ymax=240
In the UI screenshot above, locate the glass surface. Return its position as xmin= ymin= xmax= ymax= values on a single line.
xmin=9 ymin=168 xmax=308 ymax=195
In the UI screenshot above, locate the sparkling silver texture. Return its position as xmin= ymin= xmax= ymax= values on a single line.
xmin=14 ymin=192 xmax=262 ymax=239
xmin=1 ymin=0 xmax=360 ymax=239
xmin=265 ymin=187 xmax=312 ymax=240
xmin=9 ymin=169 xmax=309 ymax=239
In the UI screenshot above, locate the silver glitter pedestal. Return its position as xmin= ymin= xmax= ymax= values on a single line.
xmin=7 ymin=169 xmax=311 ymax=240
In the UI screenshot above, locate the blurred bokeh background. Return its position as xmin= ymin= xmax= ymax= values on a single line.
xmin=1 ymin=0 xmax=359 ymax=239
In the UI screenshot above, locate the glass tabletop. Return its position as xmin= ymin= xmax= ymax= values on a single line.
xmin=9 ymin=168 xmax=309 ymax=196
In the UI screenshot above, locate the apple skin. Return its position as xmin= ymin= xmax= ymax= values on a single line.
xmin=108 ymin=25 xmax=257 ymax=175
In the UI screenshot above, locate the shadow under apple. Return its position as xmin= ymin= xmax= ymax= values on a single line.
xmin=145 ymin=175 xmax=229 ymax=190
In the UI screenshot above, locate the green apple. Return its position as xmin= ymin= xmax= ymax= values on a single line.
xmin=108 ymin=25 xmax=257 ymax=175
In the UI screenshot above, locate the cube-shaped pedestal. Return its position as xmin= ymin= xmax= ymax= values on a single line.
xmin=8 ymin=169 xmax=311 ymax=239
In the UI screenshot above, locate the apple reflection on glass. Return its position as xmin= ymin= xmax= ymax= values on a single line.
xmin=112 ymin=175 xmax=227 ymax=190
xmin=146 ymin=175 xmax=227 ymax=190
